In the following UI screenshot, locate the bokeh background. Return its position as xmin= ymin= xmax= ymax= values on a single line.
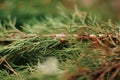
xmin=0 ymin=0 xmax=119 ymax=26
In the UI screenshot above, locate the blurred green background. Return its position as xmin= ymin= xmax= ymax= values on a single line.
xmin=0 ymin=0 xmax=62 ymax=26
xmin=0 ymin=0 xmax=119 ymax=26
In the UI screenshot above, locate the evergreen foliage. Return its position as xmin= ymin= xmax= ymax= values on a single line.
xmin=0 ymin=1 xmax=120 ymax=80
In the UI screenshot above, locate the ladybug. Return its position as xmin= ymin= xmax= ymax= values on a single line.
xmin=60 ymin=38 xmax=67 ymax=43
